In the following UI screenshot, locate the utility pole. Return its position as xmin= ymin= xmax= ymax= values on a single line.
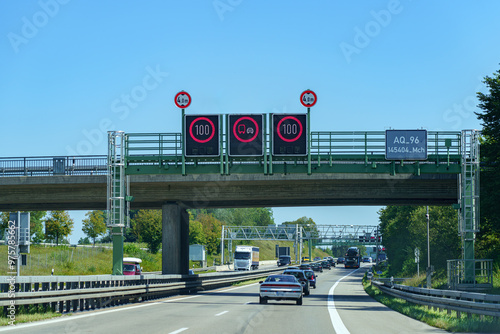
xmin=426 ymin=206 xmax=432 ymax=288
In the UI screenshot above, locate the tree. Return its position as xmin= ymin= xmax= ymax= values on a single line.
xmin=475 ymin=68 xmax=500 ymax=262
xmin=30 ymin=211 xmax=46 ymax=243
xmin=378 ymin=206 xmax=418 ymax=275
xmin=82 ymin=210 xmax=107 ymax=246
xmin=189 ymin=211 xmax=206 ymax=245
xmin=379 ymin=206 xmax=461 ymax=276
xmin=132 ymin=210 xmax=162 ymax=253
xmin=44 ymin=211 xmax=74 ymax=245
xmin=195 ymin=213 xmax=222 ymax=255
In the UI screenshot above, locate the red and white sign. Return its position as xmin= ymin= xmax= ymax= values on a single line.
xmin=174 ymin=91 xmax=191 ymax=108
xmin=300 ymin=90 xmax=317 ymax=107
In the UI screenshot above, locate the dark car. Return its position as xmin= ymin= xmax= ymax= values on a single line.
xmin=304 ymin=269 xmax=317 ymax=289
xmin=299 ymin=263 xmax=312 ymax=271
xmin=310 ymin=262 xmax=323 ymax=273
xmin=283 ymin=269 xmax=310 ymax=296
xmin=321 ymin=261 xmax=331 ymax=270
xmin=337 ymin=257 xmax=345 ymax=264
xmin=277 ymin=255 xmax=292 ymax=266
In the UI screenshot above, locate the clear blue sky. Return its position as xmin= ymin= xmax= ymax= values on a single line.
xmin=1 ymin=1 xmax=499 ymax=243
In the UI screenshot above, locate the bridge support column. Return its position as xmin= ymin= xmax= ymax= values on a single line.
xmin=162 ymin=203 xmax=189 ymax=275
xmin=112 ymin=227 xmax=124 ymax=275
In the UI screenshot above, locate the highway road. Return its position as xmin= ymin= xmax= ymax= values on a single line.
xmin=1 ymin=264 xmax=448 ymax=334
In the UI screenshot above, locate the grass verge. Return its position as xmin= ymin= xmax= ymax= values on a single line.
xmin=0 ymin=310 xmax=65 ymax=326
xmin=363 ymin=274 xmax=500 ymax=332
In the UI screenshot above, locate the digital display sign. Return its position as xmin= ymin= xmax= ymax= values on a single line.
xmin=272 ymin=114 xmax=307 ymax=156
xmin=385 ymin=130 xmax=427 ymax=160
xmin=184 ymin=114 xmax=220 ymax=157
xmin=228 ymin=114 xmax=264 ymax=156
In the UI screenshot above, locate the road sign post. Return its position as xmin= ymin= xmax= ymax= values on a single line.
xmin=174 ymin=91 xmax=191 ymax=175
xmin=300 ymin=90 xmax=316 ymax=174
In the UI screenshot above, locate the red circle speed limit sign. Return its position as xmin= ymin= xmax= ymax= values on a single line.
xmin=174 ymin=91 xmax=191 ymax=108
xmin=300 ymin=90 xmax=317 ymax=107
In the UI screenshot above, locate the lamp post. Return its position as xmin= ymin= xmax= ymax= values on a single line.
xmin=426 ymin=206 xmax=431 ymax=288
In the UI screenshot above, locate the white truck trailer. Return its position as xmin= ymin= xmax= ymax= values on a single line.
xmin=234 ymin=245 xmax=259 ymax=270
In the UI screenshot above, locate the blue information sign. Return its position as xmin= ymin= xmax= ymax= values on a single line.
xmin=385 ymin=130 xmax=427 ymax=160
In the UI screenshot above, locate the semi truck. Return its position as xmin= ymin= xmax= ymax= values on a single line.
xmin=344 ymin=247 xmax=360 ymax=269
xmin=234 ymin=245 xmax=259 ymax=270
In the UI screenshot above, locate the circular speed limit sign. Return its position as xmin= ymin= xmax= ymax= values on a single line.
xmin=174 ymin=91 xmax=191 ymax=108
xmin=300 ymin=90 xmax=317 ymax=107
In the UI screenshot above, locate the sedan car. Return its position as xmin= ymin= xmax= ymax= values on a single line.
xmin=337 ymin=257 xmax=345 ymax=264
xmin=310 ymin=262 xmax=323 ymax=273
xmin=283 ymin=269 xmax=310 ymax=296
xmin=259 ymin=274 xmax=303 ymax=305
xmin=299 ymin=264 xmax=312 ymax=271
xmin=321 ymin=261 xmax=331 ymax=270
xmin=304 ymin=269 xmax=317 ymax=289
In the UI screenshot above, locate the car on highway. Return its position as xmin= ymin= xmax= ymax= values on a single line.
xmin=337 ymin=257 xmax=345 ymax=264
xmin=299 ymin=263 xmax=312 ymax=271
xmin=277 ymin=255 xmax=292 ymax=266
xmin=310 ymin=262 xmax=323 ymax=273
xmin=363 ymin=256 xmax=372 ymax=263
xmin=321 ymin=260 xmax=331 ymax=270
xmin=259 ymin=274 xmax=303 ymax=305
xmin=301 ymin=256 xmax=310 ymax=262
xmin=304 ymin=269 xmax=317 ymax=289
xmin=283 ymin=269 xmax=310 ymax=296
xmin=313 ymin=256 xmax=322 ymax=261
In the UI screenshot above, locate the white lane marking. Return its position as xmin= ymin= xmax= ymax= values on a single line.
xmin=328 ymin=269 xmax=361 ymax=334
xmin=0 ymin=295 xmax=199 ymax=332
xmin=169 ymin=328 xmax=188 ymax=334
xmin=0 ymin=280 xmax=259 ymax=332
xmin=215 ymin=311 xmax=228 ymax=316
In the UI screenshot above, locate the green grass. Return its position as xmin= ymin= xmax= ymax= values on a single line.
xmin=0 ymin=310 xmax=65 ymax=326
xmin=363 ymin=273 xmax=500 ymax=332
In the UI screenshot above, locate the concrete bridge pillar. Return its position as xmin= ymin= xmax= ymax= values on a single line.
xmin=162 ymin=202 xmax=189 ymax=275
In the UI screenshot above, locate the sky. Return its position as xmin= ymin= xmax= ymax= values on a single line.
xmin=1 ymin=1 xmax=499 ymax=243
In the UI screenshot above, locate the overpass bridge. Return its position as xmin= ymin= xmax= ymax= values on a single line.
xmin=0 ymin=128 xmax=481 ymax=288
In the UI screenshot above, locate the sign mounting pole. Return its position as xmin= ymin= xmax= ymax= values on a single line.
xmin=174 ymin=91 xmax=191 ymax=175
xmin=300 ymin=90 xmax=317 ymax=175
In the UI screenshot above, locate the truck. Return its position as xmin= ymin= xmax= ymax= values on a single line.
xmin=344 ymin=247 xmax=360 ymax=269
xmin=234 ymin=245 xmax=259 ymax=270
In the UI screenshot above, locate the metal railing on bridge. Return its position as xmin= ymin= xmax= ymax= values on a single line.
xmin=124 ymin=130 xmax=462 ymax=175
xmin=0 ymin=156 xmax=107 ymax=177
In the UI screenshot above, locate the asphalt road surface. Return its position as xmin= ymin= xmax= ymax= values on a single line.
xmin=1 ymin=264 xmax=449 ymax=334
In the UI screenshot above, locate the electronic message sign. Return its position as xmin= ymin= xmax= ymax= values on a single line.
xmin=385 ymin=130 xmax=427 ymax=160
xmin=184 ymin=115 xmax=220 ymax=157
xmin=272 ymin=114 xmax=307 ymax=156
xmin=228 ymin=114 xmax=264 ymax=156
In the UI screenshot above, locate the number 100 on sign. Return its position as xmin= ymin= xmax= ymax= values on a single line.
xmin=184 ymin=115 xmax=220 ymax=157
xmin=272 ymin=114 xmax=307 ymax=156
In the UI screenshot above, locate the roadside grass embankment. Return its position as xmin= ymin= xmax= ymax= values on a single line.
xmin=363 ymin=267 xmax=500 ymax=332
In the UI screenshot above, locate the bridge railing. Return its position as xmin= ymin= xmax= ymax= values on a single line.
xmin=311 ymin=130 xmax=461 ymax=157
xmin=0 ymin=156 xmax=107 ymax=177
xmin=0 ymin=131 xmax=462 ymax=177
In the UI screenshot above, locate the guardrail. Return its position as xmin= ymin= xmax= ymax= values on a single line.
xmin=372 ymin=279 xmax=500 ymax=318
xmin=1 ymin=268 xmax=282 ymax=315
